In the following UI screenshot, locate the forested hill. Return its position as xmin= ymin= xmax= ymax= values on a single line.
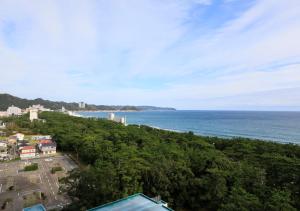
xmin=0 ymin=93 xmax=176 ymax=111
xmin=2 ymin=112 xmax=300 ymax=211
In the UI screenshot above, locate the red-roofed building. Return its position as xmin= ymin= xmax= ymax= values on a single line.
xmin=20 ymin=145 xmax=36 ymax=159
xmin=39 ymin=139 xmax=52 ymax=144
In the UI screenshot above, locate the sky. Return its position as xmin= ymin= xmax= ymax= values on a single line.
xmin=0 ymin=0 xmax=300 ymax=110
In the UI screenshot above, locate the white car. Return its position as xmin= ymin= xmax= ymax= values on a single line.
xmin=45 ymin=158 xmax=53 ymax=162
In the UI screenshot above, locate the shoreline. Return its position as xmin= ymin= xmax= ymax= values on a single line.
xmin=74 ymin=110 xmax=140 ymax=112
xmin=76 ymin=111 xmax=300 ymax=145
xmin=79 ymin=114 xmax=299 ymax=145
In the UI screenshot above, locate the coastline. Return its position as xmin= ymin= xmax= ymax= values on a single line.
xmin=144 ymin=124 xmax=300 ymax=145
xmin=73 ymin=109 xmax=176 ymax=112
xmin=78 ymin=113 xmax=298 ymax=145
xmin=76 ymin=110 xmax=300 ymax=144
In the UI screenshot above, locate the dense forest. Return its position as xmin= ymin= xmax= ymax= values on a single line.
xmin=2 ymin=112 xmax=300 ymax=211
xmin=0 ymin=93 xmax=175 ymax=111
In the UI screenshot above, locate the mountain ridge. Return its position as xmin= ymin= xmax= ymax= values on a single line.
xmin=0 ymin=93 xmax=176 ymax=111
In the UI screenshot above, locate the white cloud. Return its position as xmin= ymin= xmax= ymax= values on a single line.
xmin=0 ymin=0 xmax=299 ymax=109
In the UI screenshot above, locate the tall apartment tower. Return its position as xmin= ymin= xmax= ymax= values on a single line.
xmin=29 ymin=109 xmax=38 ymax=122
xmin=78 ymin=102 xmax=86 ymax=109
xmin=108 ymin=113 xmax=115 ymax=121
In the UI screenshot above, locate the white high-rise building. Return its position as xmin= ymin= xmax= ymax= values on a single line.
xmin=7 ymin=105 xmax=22 ymax=116
xmin=120 ymin=117 xmax=127 ymax=125
xmin=108 ymin=113 xmax=115 ymax=120
xmin=78 ymin=102 xmax=86 ymax=109
xmin=29 ymin=109 xmax=38 ymax=122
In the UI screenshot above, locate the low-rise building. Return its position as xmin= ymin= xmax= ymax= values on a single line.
xmin=27 ymin=104 xmax=51 ymax=112
xmin=0 ymin=140 xmax=8 ymax=157
xmin=20 ymin=145 xmax=36 ymax=159
xmin=31 ymin=135 xmax=52 ymax=140
xmin=14 ymin=133 xmax=25 ymax=141
xmin=0 ymin=140 xmax=7 ymax=148
xmin=8 ymin=136 xmax=17 ymax=145
xmin=38 ymin=140 xmax=56 ymax=155
xmin=7 ymin=105 xmax=22 ymax=116
xmin=18 ymin=141 xmax=29 ymax=149
xmin=88 ymin=193 xmax=172 ymax=211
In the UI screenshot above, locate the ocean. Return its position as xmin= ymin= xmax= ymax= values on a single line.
xmin=78 ymin=110 xmax=300 ymax=144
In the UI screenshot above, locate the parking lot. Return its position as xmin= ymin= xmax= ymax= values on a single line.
xmin=0 ymin=154 xmax=77 ymax=210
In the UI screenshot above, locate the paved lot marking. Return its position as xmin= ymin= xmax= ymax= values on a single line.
xmin=0 ymin=155 xmax=76 ymax=210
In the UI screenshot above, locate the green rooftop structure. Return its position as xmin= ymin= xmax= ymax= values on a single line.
xmin=88 ymin=193 xmax=173 ymax=211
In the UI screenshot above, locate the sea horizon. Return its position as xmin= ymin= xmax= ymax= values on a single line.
xmin=79 ymin=110 xmax=300 ymax=145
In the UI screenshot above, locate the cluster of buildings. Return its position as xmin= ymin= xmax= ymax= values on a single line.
xmin=0 ymin=133 xmax=56 ymax=161
xmin=0 ymin=101 xmax=86 ymax=120
xmin=0 ymin=104 xmax=51 ymax=121
xmin=108 ymin=113 xmax=127 ymax=125
xmin=19 ymin=134 xmax=57 ymax=159
xmin=0 ymin=105 xmax=22 ymax=117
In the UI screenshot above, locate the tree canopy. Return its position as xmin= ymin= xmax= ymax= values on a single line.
xmin=2 ymin=112 xmax=300 ymax=210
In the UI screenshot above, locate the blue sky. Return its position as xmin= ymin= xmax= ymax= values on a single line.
xmin=0 ymin=0 xmax=300 ymax=110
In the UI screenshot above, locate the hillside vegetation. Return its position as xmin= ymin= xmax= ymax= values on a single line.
xmin=2 ymin=112 xmax=300 ymax=211
xmin=0 ymin=93 xmax=175 ymax=111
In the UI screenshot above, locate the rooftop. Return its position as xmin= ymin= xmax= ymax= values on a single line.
xmin=39 ymin=139 xmax=54 ymax=144
xmin=39 ymin=141 xmax=56 ymax=148
xmin=88 ymin=193 xmax=173 ymax=211
xmin=23 ymin=204 xmax=46 ymax=211
xmin=21 ymin=146 xmax=36 ymax=150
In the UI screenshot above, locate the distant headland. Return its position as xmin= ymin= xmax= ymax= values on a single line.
xmin=0 ymin=93 xmax=176 ymax=112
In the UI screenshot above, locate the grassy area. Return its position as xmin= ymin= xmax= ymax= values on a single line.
xmin=23 ymin=192 xmax=41 ymax=207
xmin=51 ymin=166 xmax=63 ymax=174
xmin=24 ymin=163 xmax=38 ymax=171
